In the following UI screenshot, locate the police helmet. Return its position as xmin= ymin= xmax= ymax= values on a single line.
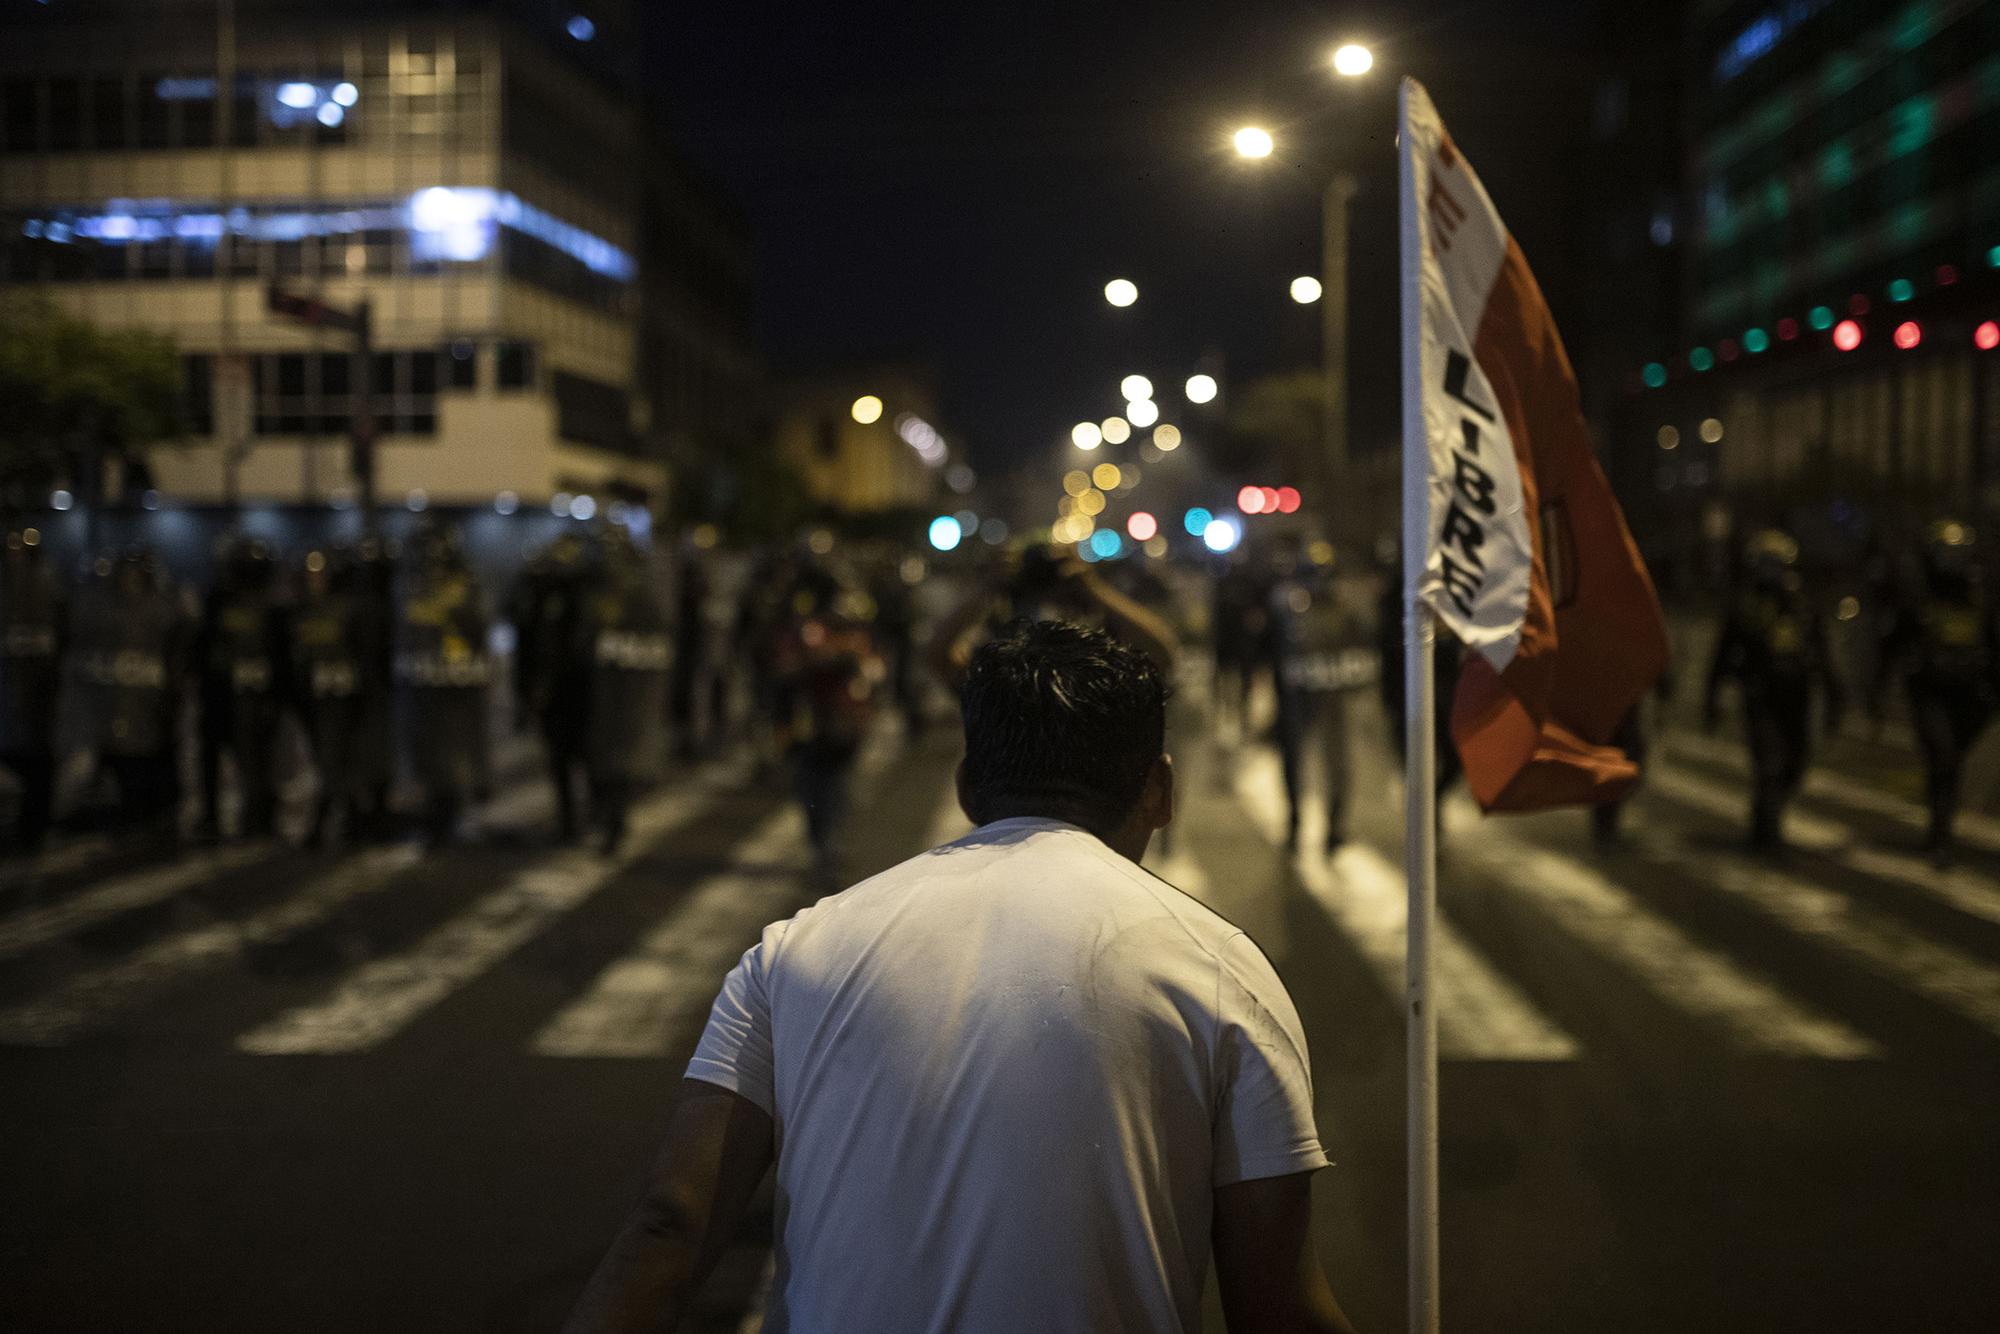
xmin=1743 ymin=529 xmax=1799 ymax=585
xmin=1924 ymin=519 xmax=1978 ymax=579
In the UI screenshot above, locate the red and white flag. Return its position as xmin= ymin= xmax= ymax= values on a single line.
xmin=1402 ymin=78 xmax=1670 ymax=812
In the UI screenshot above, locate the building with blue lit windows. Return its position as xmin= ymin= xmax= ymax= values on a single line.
xmin=1617 ymin=0 xmax=2000 ymax=583
xmin=0 ymin=0 xmax=757 ymax=525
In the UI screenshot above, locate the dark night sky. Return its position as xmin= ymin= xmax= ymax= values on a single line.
xmin=647 ymin=0 xmax=1616 ymax=474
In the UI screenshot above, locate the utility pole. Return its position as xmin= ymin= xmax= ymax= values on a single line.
xmin=1322 ymin=170 xmax=1358 ymax=549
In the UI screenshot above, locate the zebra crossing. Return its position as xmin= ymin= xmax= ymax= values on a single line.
xmin=4 ymin=721 xmax=2000 ymax=1066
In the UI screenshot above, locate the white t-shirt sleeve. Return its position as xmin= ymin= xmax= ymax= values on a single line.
xmin=685 ymin=921 xmax=786 ymax=1115
xmin=1212 ymin=931 xmax=1331 ymax=1186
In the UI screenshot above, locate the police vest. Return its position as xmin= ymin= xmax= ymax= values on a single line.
xmin=1918 ymin=600 xmax=1987 ymax=678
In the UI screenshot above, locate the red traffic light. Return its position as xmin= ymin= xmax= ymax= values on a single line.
xmin=1238 ymin=485 xmax=1265 ymax=514
xmin=1892 ymin=321 xmax=1922 ymax=350
xmin=1832 ymin=319 xmax=1863 ymax=352
xmin=1977 ymin=321 xmax=2000 ymax=352
xmin=1126 ymin=511 xmax=1158 ymax=542
xmin=1275 ymin=486 xmax=1301 ymax=514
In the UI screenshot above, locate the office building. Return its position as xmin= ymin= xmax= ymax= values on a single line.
xmin=0 ymin=0 xmax=757 ymax=526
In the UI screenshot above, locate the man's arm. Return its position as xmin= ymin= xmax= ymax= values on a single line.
xmin=1213 ymin=1171 xmax=1359 ymax=1334
xmin=563 ymin=1079 xmax=776 ymax=1334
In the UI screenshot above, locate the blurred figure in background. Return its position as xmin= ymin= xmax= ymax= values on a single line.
xmin=669 ymin=539 xmax=713 ymax=760
xmin=194 ymin=536 xmax=289 ymax=841
xmin=72 ymin=549 xmax=188 ymax=838
xmin=1208 ymin=558 xmax=1268 ymax=742
xmin=290 ymin=547 xmax=387 ymax=848
xmin=1705 ymin=529 xmax=1842 ymax=851
xmin=735 ymin=549 xmax=797 ymax=778
xmin=870 ymin=562 xmax=926 ymax=737
xmin=1874 ymin=520 xmax=2000 ymax=866
xmin=927 ymin=545 xmax=1178 ymax=693
xmin=581 ymin=527 xmax=673 ymax=856
xmin=0 ymin=528 xmax=67 ymax=855
xmin=398 ymin=520 xmax=493 ymax=844
xmin=1264 ymin=544 xmax=1377 ymax=855
xmin=513 ymin=530 xmax=596 ymax=844
xmin=773 ymin=564 xmax=882 ymax=882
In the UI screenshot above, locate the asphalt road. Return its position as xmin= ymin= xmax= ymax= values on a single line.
xmin=2 ymin=684 xmax=1997 ymax=1332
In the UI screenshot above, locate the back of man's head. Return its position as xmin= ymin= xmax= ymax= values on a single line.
xmin=959 ymin=619 xmax=1166 ymax=834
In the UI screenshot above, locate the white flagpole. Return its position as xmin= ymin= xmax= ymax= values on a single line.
xmin=1397 ymin=76 xmax=1442 ymax=1334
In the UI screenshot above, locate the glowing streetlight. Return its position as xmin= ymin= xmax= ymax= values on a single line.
xmin=1185 ymin=373 xmax=1218 ymax=404
xmin=1071 ymin=421 xmax=1103 ymax=450
xmin=1104 ymin=278 xmax=1138 ymax=307
xmin=1332 ymin=43 xmax=1374 ymax=77
xmin=1233 ymin=126 xmax=1274 ymax=159
xmin=1119 ymin=374 xmax=1154 ymax=402
xmin=1101 ymin=416 xmax=1131 ymax=444
xmin=1290 ymin=275 xmax=1323 ymax=304
xmin=850 ymin=394 xmax=884 ymax=424
xmin=1126 ymin=398 xmax=1159 ymax=428
xmin=1153 ymin=424 xmax=1181 ymax=451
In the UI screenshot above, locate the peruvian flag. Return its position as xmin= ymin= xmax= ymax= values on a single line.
xmin=1401 ymin=78 xmax=1670 ymax=812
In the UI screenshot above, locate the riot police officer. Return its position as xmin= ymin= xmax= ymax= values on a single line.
xmin=1265 ymin=545 xmax=1378 ymax=855
xmin=291 ymin=548 xmax=388 ymax=847
xmin=1705 ymin=529 xmax=1842 ymax=850
xmin=397 ymin=520 xmax=493 ymax=843
xmin=512 ymin=530 xmax=596 ymax=844
xmin=72 ymin=548 xmax=188 ymax=835
xmin=1875 ymin=520 xmax=1999 ymax=864
xmin=580 ymin=527 xmax=672 ymax=855
xmin=0 ymin=529 xmax=67 ymax=854
xmin=195 ymin=536 xmax=290 ymax=841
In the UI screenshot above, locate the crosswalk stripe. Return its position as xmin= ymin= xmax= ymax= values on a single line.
xmin=0 ymin=844 xmax=424 ymax=1046
xmin=0 ymin=842 xmax=269 ymax=960
xmin=235 ymin=772 xmax=736 ymax=1055
xmin=531 ymin=808 xmax=807 ymax=1058
xmin=1646 ymin=763 xmax=2000 ymax=929
xmin=1620 ymin=797 xmax=2000 ymax=1038
xmin=1664 ymin=729 xmax=2000 ymax=855
xmin=1 ymin=833 xmax=117 ymax=884
xmin=1455 ymin=832 xmax=1878 ymax=1057
xmin=1234 ymin=752 xmax=1580 ymax=1061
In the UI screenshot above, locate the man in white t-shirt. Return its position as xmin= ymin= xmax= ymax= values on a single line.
xmin=566 ymin=620 xmax=1358 ymax=1333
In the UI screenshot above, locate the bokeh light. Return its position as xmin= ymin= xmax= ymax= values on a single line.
xmin=1127 ymin=511 xmax=1159 ymax=542
xmin=1833 ymin=319 xmax=1863 ymax=351
xmin=1104 ymin=278 xmax=1138 ymax=307
xmin=1290 ymin=276 xmax=1323 ymax=304
xmin=1063 ymin=469 xmax=1091 ymax=497
xmin=850 ymin=395 xmax=883 ymax=425
xmin=1092 ymin=463 xmax=1122 ymax=490
xmin=1126 ymin=398 xmax=1160 ymax=428
xmin=1203 ymin=515 xmax=1243 ymax=552
xmin=1120 ymin=374 xmax=1154 ymax=402
xmin=928 ymin=515 xmax=963 ymax=551
xmin=1100 ymin=416 xmax=1131 ymax=444
xmin=1071 ymin=421 xmax=1103 ymax=450
xmin=1153 ymin=424 xmax=1182 ymax=450
xmin=1183 ymin=506 xmax=1213 ymax=536
xmin=1185 ymin=374 xmax=1219 ymax=404
xmin=1233 ymin=126 xmax=1274 ymax=158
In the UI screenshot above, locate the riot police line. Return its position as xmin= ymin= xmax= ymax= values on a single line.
xmin=0 ymin=518 xmax=675 ymax=857
xmin=1203 ymin=519 xmax=2000 ymax=866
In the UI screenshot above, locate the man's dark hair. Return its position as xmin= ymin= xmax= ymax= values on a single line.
xmin=959 ymin=619 xmax=1167 ymax=832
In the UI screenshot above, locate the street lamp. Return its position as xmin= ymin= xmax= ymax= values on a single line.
xmin=1184 ymin=373 xmax=1219 ymax=404
xmin=1290 ymin=275 xmax=1323 ymax=304
xmin=850 ymin=394 xmax=884 ymax=424
xmin=1331 ymin=43 xmax=1374 ymax=77
xmin=1232 ymin=126 xmax=1274 ymax=159
xmin=1104 ymin=277 xmax=1138 ymax=307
